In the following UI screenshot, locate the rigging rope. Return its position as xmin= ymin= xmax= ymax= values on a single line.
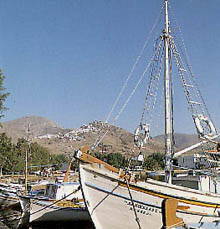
xmin=114 ymin=54 xmax=155 ymax=123
xmin=169 ymin=2 xmax=217 ymax=135
xmin=105 ymin=3 xmax=165 ymax=124
xmin=140 ymin=38 xmax=164 ymax=127
xmin=91 ymin=3 xmax=165 ymax=152
xmin=124 ymin=176 xmax=142 ymax=229
xmin=170 ymin=30 xmax=217 ymax=142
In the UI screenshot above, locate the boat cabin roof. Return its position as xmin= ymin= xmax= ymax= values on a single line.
xmin=44 ymin=182 xmax=81 ymax=200
xmin=46 ymin=182 xmax=79 ymax=187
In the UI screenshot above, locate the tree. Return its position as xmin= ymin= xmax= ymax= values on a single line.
xmin=106 ymin=153 xmax=128 ymax=169
xmin=0 ymin=132 xmax=70 ymax=173
xmin=53 ymin=154 xmax=69 ymax=170
xmin=144 ymin=153 xmax=165 ymax=170
xmin=0 ymin=133 xmax=16 ymax=172
xmin=0 ymin=69 xmax=9 ymax=120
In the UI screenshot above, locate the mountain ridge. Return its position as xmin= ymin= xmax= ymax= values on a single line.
xmin=0 ymin=116 xmax=199 ymax=155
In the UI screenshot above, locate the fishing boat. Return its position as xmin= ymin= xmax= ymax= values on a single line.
xmin=19 ymin=181 xmax=90 ymax=224
xmin=75 ymin=1 xmax=220 ymax=228
xmin=19 ymin=155 xmax=90 ymax=225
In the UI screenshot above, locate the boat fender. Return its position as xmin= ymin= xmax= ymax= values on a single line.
xmin=194 ymin=116 xmax=203 ymax=135
xmin=194 ymin=115 xmax=216 ymax=137
xmin=134 ymin=124 xmax=150 ymax=147
xmin=207 ymin=119 xmax=216 ymax=136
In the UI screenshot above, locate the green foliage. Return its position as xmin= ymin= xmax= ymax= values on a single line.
xmin=144 ymin=152 xmax=165 ymax=170
xmin=53 ymin=154 xmax=68 ymax=164
xmin=106 ymin=153 xmax=128 ymax=169
xmin=30 ymin=142 xmax=51 ymax=167
xmin=90 ymin=151 xmax=128 ymax=169
xmin=90 ymin=152 xmax=106 ymax=161
xmin=52 ymin=154 xmax=69 ymax=170
xmin=85 ymin=151 xmax=165 ymax=171
xmin=0 ymin=134 xmax=68 ymax=173
xmin=0 ymin=128 xmax=165 ymax=174
xmin=0 ymin=133 xmax=17 ymax=172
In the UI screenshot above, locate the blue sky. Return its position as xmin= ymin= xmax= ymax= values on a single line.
xmin=0 ymin=0 xmax=219 ymax=135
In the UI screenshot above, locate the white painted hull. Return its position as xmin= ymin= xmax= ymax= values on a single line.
xmin=30 ymin=198 xmax=90 ymax=223
xmin=79 ymin=163 xmax=220 ymax=229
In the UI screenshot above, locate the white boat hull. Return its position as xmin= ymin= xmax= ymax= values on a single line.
xmin=30 ymin=198 xmax=90 ymax=223
xmin=79 ymin=163 xmax=220 ymax=229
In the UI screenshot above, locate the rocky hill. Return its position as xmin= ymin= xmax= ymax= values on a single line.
xmin=33 ymin=119 xmax=165 ymax=156
xmin=0 ymin=116 xmax=68 ymax=142
xmin=155 ymin=133 xmax=199 ymax=150
xmin=0 ymin=116 xmax=199 ymax=156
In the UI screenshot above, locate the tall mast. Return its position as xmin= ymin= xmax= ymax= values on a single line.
xmin=164 ymin=0 xmax=172 ymax=184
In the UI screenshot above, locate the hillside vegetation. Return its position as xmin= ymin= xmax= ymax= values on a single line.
xmin=0 ymin=133 xmax=68 ymax=174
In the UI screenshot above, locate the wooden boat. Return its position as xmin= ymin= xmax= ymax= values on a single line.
xmin=76 ymin=150 xmax=220 ymax=229
xmin=20 ymin=182 xmax=90 ymax=223
xmin=75 ymin=0 xmax=220 ymax=228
